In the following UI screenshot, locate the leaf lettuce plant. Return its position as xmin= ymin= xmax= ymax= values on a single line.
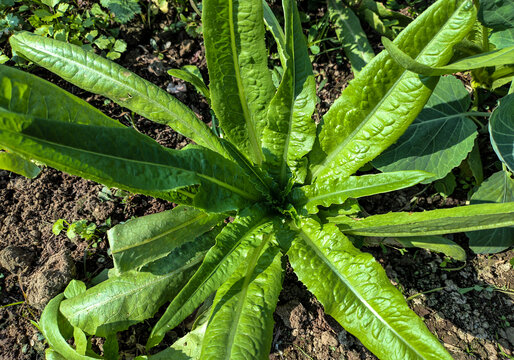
xmin=1 ymin=0 xmax=514 ymax=359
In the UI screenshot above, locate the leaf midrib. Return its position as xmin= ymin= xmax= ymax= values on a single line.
xmin=313 ymin=1 xmax=469 ymax=179
xmin=228 ymin=0 xmax=263 ymax=164
xmin=16 ymin=37 xmax=218 ymax=150
xmin=298 ymin=228 xmax=429 ymax=360
xmin=0 ymin=128 xmax=258 ymax=201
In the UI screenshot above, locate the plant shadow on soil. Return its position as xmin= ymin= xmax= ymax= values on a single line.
xmin=1 ymin=2 xmax=513 ymax=359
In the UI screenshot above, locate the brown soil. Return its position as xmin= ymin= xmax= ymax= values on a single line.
xmin=1 ymin=2 xmax=513 ymax=360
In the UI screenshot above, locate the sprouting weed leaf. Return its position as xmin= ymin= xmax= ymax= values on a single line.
xmin=52 ymin=219 xmax=67 ymax=236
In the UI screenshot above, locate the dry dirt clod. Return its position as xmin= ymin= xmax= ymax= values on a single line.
xmin=26 ymin=250 xmax=76 ymax=310
xmin=0 ymin=246 xmax=35 ymax=274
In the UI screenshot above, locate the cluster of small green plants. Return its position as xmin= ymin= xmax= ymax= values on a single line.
xmin=0 ymin=0 xmax=513 ymax=359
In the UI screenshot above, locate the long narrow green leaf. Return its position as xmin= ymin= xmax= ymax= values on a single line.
xmin=262 ymin=0 xmax=286 ymax=66
xmin=310 ymin=0 xmax=477 ymax=181
xmin=0 ymin=112 xmax=261 ymax=212
xmin=0 ymin=64 xmax=122 ymax=128
xmin=395 ymin=236 xmax=466 ymax=261
xmin=289 ymin=218 xmax=452 ymax=360
xmin=108 ymin=206 xmax=224 ymax=273
xmin=60 ymin=236 xmax=213 ymax=337
xmin=200 ymin=239 xmax=283 ymax=360
xmin=9 ymin=32 xmax=225 ymax=155
xmin=147 ymin=205 xmax=271 ymax=349
xmin=167 ymin=66 xmax=210 ymax=102
xmin=262 ymin=0 xmax=316 ymax=186
xmin=467 ymin=170 xmax=514 ymax=253
xmin=383 ymin=37 xmax=514 ymax=76
xmin=0 ymin=150 xmax=40 ymax=178
xmin=331 ymin=202 xmax=514 ymax=236
xmin=328 ymin=0 xmax=375 ymax=73
xmin=291 ymin=171 xmax=433 ymax=214
xmin=40 ymin=294 xmax=99 ymax=360
xmin=203 ymin=0 xmax=275 ymax=164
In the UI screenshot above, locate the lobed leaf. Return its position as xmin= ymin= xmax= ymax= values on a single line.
xmin=373 ymin=76 xmax=478 ymax=181
xmin=291 ymin=171 xmax=433 ymax=215
xmin=9 ymin=32 xmax=225 ymax=155
xmin=108 ymin=206 xmax=224 ymax=273
xmin=200 ymin=239 xmax=283 ymax=360
xmin=309 ymin=0 xmax=477 ymax=182
xmin=289 ymin=218 xmax=452 ymax=360
xmin=331 ymin=202 xmax=514 ymax=236
xmin=203 ymin=0 xmax=275 ymax=164
xmin=148 ymin=204 xmax=272 ymax=349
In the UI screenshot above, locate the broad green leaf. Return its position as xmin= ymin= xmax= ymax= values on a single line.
xmin=100 ymin=0 xmax=141 ymax=24
xmin=262 ymin=0 xmax=316 ymax=186
xmin=331 ymin=202 xmax=514 ymax=236
xmin=395 ymin=236 xmax=466 ymax=261
xmin=328 ymin=0 xmax=375 ymax=73
xmin=289 ymin=218 xmax=452 ymax=360
xmin=310 ymin=0 xmax=477 ymax=181
xmin=200 ymin=240 xmax=283 ymax=360
xmin=262 ymin=0 xmax=286 ymax=66
xmin=489 ymin=94 xmax=514 ymax=172
xmin=63 ymin=280 xmax=86 ymax=299
xmin=467 ymin=170 xmax=514 ymax=253
xmin=0 ymin=109 xmax=261 ymax=212
xmin=108 ymin=206 xmax=224 ymax=273
xmin=490 ymin=28 xmax=514 ymax=49
xmin=45 ymin=349 xmax=67 ymax=360
xmin=60 ymin=236 xmax=212 ymax=336
xmin=383 ymin=37 xmax=514 ymax=76
xmin=9 ymin=32 xmax=225 ymax=156
xmin=478 ymin=0 xmax=513 ymax=30
xmin=40 ymin=294 xmax=100 ymax=360
xmin=167 ymin=65 xmax=210 ymax=101
xmin=148 ymin=205 xmax=271 ymax=349
xmin=0 ymin=151 xmax=40 ymax=178
xmin=203 ymin=0 xmax=275 ymax=164
xmin=373 ymin=76 xmax=478 ymax=182
xmin=291 ymin=171 xmax=433 ymax=215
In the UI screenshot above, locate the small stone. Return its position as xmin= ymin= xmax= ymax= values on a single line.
xmin=321 ymin=331 xmax=338 ymax=347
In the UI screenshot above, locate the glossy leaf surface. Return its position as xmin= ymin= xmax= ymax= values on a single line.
xmin=203 ymin=0 xmax=274 ymax=163
xmin=200 ymin=240 xmax=283 ymax=360
xmin=289 ymin=218 xmax=452 ymax=360
xmin=291 ymin=171 xmax=433 ymax=215
xmin=373 ymin=76 xmax=477 ymax=181
xmin=0 ymin=151 xmax=40 ymax=178
xmin=60 ymin=237 xmax=212 ymax=336
xmin=9 ymin=33 xmax=224 ymax=155
xmin=40 ymin=294 xmax=99 ymax=360
xmin=396 ymin=236 xmax=466 ymax=261
xmin=262 ymin=0 xmax=316 ymax=185
xmin=467 ymin=170 xmax=514 ymax=253
xmin=0 ymin=105 xmax=260 ymax=212
xmin=489 ymin=94 xmax=514 ymax=172
xmin=332 ymin=202 xmax=514 ymax=236
xmin=148 ymin=205 xmax=271 ymax=349
xmin=108 ymin=206 xmax=223 ymax=273
xmin=310 ymin=0 xmax=477 ymax=181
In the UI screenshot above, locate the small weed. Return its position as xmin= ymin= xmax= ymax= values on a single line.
xmin=52 ymin=217 xmax=112 ymax=247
